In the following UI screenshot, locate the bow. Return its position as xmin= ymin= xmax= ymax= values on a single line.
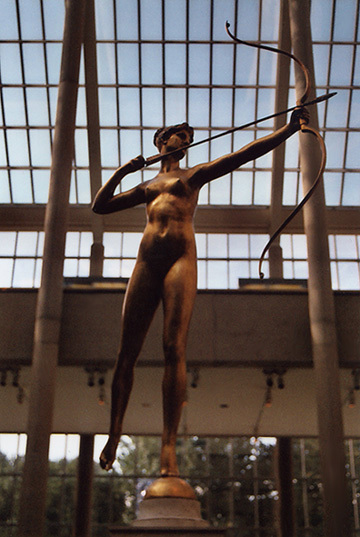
xmin=225 ymin=22 xmax=328 ymax=279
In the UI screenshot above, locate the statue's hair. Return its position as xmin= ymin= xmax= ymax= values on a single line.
xmin=153 ymin=122 xmax=194 ymax=150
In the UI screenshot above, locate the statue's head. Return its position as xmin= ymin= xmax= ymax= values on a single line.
xmin=153 ymin=123 xmax=194 ymax=152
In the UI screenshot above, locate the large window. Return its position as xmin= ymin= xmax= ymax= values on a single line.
xmin=1 ymin=433 xmax=360 ymax=536
xmin=1 ymin=231 xmax=360 ymax=290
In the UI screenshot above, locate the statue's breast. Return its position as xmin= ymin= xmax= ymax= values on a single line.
xmin=145 ymin=177 xmax=187 ymax=201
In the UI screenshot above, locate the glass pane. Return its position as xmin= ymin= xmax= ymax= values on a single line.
xmin=189 ymin=45 xmax=210 ymax=85
xmin=342 ymin=174 xmax=360 ymax=206
xmin=12 ymin=259 xmax=35 ymax=287
xmin=11 ymin=170 xmax=33 ymax=203
xmin=0 ymin=0 xmax=19 ymax=39
xmin=117 ymin=44 xmax=139 ymax=85
xmin=189 ymin=0 xmax=211 ymax=41
xmin=95 ymin=0 xmax=114 ymax=40
xmin=116 ymin=0 xmax=138 ymax=40
xmin=165 ymin=45 xmax=186 ymax=85
xmin=16 ymin=232 xmax=38 ymax=256
xmin=2 ymin=88 xmax=26 ymax=126
xmin=119 ymin=88 xmax=140 ymax=126
xmin=142 ymin=89 xmax=163 ymax=127
xmin=26 ymin=88 xmax=50 ymax=126
xmin=141 ymin=44 xmax=162 ymax=85
xmin=23 ymin=44 xmax=46 ymax=84
xmin=29 ymin=130 xmax=52 ymax=166
xmin=140 ymin=0 xmax=162 ymax=40
xmin=207 ymin=260 xmax=228 ymax=288
xmin=164 ymin=0 xmax=186 ymax=40
xmin=208 ymin=234 xmax=228 ymax=258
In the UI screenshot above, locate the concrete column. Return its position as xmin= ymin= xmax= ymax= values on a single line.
xmin=269 ymin=0 xmax=291 ymax=279
xmin=288 ymin=2 xmax=350 ymax=536
xmin=18 ymin=1 xmax=86 ymax=536
xmin=73 ymin=434 xmax=95 ymax=537
xmin=274 ymin=437 xmax=295 ymax=537
xmin=84 ymin=0 xmax=105 ymax=277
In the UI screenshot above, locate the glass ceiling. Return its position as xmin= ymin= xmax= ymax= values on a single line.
xmin=0 ymin=0 xmax=359 ymax=208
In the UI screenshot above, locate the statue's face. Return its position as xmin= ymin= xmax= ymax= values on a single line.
xmin=160 ymin=129 xmax=192 ymax=157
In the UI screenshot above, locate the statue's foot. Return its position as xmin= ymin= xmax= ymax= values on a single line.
xmin=160 ymin=444 xmax=179 ymax=477
xmin=99 ymin=437 xmax=119 ymax=471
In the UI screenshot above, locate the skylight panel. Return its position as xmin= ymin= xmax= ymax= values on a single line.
xmin=236 ymin=0 xmax=259 ymax=41
xmin=212 ymin=44 xmax=234 ymax=86
xmin=32 ymin=170 xmax=50 ymax=203
xmin=188 ymin=88 xmax=210 ymax=127
xmin=0 ymin=170 xmax=11 ymax=203
xmin=119 ymin=88 xmax=141 ymax=126
xmin=7 ymin=130 xmax=29 ymax=166
xmin=211 ymin=88 xmax=233 ymax=127
xmin=99 ymin=87 xmax=117 ymax=126
xmin=189 ymin=0 xmax=211 ymax=41
xmin=213 ymin=0 xmax=235 ymax=41
xmin=140 ymin=0 xmax=162 ymax=40
xmin=141 ymin=88 xmax=162 ymax=126
xmin=325 ymin=89 xmax=350 ymax=128
xmin=325 ymin=131 xmax=346 ymax=168
xmin=165 ymin=44 xmax=186 ymax=85
xmin=165 ymin=88 xmax=186 ymax=125
xmin=342 ymin=174 xmax=360 ymax=205
xmin=209 ymin=175 xmax=231 ymax=205
xmin=23 ymin=44 xmax=46 ymax=84
xmin=349 ymin=89 xmax=360 ymax=128
xmin=115 ymin=0 xmax=139 ymax=40
xmin=312 ymin=44 xmax=331 ymax=87
xmin=254 ymin=171 xmax=271 ymax=205
xmin=26 ymin=88 xmax=50 ymax=126
xmin=231 ymin=171 xmax=253 ymax=205
xmin=97 ymin=43 xmax=116 ymax=84
xmin=10 ymin=170 xmax=33 ymax=203
xmin=333 ymin=0 xmax=357 ymax=41
xmin=29 ymin=130 xmax=51 ymax=166
xmin=234 ymin=88 xmax=257 ymax=126
xmin=141 ymin=44 xmax=162 ymax=85
xmin=330 ymin=45 xmax=354 ymax=85
xmin=119 ymin=130 xmax=141 ymax=164
xmin=117 ymin=44 xmax=140 ymax=84
xmin=43 ymin=0 xmax=65 ymax=40
xmin=100 ymin=130 xmax=119 ymax=167
xmin=45 ymin=44 xmax=62 ymax=85
xmin=2 ymin=88 xmax=26 ymax=126
xmin=261 ymin=0 xmax=280 ymax=41
xmin=189 ymin=44 xmax=211 ymax=85
xmin=0 ymin=44 xmax=22 ymax=84
xmin=164 ymin=0 xmax=186 ymax=41
xmin=0 ymin=0 xmax=18 ymax=39
xmin=18 ymin=0 xmax=43 ymax=40
xmin=74 ymin=130 xmax=89 ymax=167
xmin=346 ymin=132 xmax=360 ymax=168
xmin=323 ymin=173 xmax=342 ymax=206
xmin=95 ymin=0 xmax=115 ymax=40
xmin=310 ymin=0 xmax=332 ymax=41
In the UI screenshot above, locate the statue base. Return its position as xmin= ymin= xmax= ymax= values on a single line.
xmin=109 ymin=477 xmax=227 ymax=536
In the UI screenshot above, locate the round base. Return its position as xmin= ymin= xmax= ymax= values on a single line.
xmin=144 ymin=477 xmax=196 ymax=500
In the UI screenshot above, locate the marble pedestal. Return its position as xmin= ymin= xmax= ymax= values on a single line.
xmin=109 ymin=477 xmax=227 ymax=537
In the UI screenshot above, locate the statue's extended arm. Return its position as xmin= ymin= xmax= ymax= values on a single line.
xmin=189 ymin=108 xmax=308 ymax=188
xmin=92 ymin=155 xmax=146 ymax=214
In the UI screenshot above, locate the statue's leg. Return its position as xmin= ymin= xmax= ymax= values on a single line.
xmin=100 ymin=261 xmax=161 ymax=470
xmin=160 ymin=255 xmax=197 ymax=477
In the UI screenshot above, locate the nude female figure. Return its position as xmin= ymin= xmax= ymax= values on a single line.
xmin=92 ymin=108 xmax=308 ymax=474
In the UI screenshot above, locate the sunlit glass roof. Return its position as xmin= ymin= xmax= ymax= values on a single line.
xmin=0 ymin=0 xmax=359 ymax=211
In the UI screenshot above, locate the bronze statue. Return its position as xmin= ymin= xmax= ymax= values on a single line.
xmin=92 ymin=109 xmax=308 ymax=474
